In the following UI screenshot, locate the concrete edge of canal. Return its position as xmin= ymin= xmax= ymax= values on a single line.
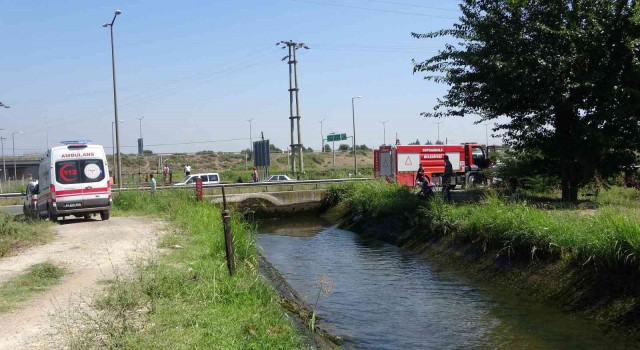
xmin=257 ymin=253 xmax=342 ymax=349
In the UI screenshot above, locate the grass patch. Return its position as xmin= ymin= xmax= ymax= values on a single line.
xmin=65 ymin=189 xmax=309 ymax=349
xmin=328 ymin=182 xmax=640 ymax=271
xmin=0 ymin=262 xmax=66 ymax=313
xmin=0 ymin=213 xmax=54 ymax=257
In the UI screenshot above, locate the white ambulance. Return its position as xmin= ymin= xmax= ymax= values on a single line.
xmin=37 ymin=141 xmax=112 ymax=222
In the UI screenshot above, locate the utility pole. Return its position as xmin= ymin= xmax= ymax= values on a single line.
xmin=318 ymin=118 xmax=325 ymax=152
xmin=277 ymin=40 xmax=309 ymax=178
xmin=0 ymin=137 xmax=5 ymax=182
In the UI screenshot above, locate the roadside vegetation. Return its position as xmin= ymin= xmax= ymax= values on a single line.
xmin=0 ymin=262 xmax=66 ymax=313
xmin=0 ymin=213 xmax=53 ymax=257
xmin=64 ymin=189 xmax=309 ymax=349
xmin=110 ymin=150 xmax=374 ymax=187
xmin=325 ymin=181 xmax=640 ymax=272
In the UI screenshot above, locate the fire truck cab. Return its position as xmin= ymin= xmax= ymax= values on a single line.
xmin=374 ymin=143 xmax=489 ymax=188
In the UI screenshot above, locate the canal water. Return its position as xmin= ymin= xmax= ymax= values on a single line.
xmin=257 ymin=216 xmax=637 ymax=350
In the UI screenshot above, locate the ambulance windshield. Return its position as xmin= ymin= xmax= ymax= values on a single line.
xmin=55 ymin=159 xmax=105 ymax=185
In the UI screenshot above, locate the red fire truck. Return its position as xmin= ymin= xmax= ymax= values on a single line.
xmin=374 ymin=143 xmax=490 ymax=188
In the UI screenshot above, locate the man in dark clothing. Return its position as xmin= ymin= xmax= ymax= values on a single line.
xmin=442 ymin=155 xmax=453 ymax=202
xmin=416 ymin=164 xmax=425 ymax=184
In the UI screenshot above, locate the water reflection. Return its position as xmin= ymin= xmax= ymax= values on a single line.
xmin=257 ymin=216 xmax=637 ymax=350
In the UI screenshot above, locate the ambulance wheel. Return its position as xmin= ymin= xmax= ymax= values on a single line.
xmin=100 ymin=211 xmax=110 ymax=221
xmin=48 ymin=207 xmax=58 ymax=223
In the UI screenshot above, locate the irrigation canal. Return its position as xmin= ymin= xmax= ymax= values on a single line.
xmin=257 ymin=216 xmax=636 ymax=350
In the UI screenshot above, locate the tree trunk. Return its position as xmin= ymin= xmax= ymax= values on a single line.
xmin=555 ymin=104 xmax=579 ymax=202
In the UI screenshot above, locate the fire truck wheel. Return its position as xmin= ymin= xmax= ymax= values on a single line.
xmin=469 ymin=173 xmax=482 ymax=187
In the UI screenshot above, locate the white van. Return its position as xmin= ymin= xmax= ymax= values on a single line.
xmin=173 ymin=173 xmax=221 ymax=186
xmin=37 ymin=141 xmax=112 ymax=222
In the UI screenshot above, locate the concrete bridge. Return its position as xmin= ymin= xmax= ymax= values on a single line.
xmin=0 ymin=156 xmax=40 ymax=180
xmin=201 ymin=178 xmax=366 ymax=212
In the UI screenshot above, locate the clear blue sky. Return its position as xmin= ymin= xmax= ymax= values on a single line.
xmin=1 ymin=0 xmax=497 ymax=155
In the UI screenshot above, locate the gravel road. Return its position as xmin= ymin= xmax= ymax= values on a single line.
xmin=0 ymin=216 xmax=166 ymax=349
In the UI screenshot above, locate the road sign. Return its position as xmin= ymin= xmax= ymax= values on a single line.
xmin=327 ymin=133 xmax=347 ymax=142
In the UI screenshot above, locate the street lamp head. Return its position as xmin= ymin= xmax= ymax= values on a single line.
xmin=353 ymin=96 xmax=363 ymax=99
xmin=102 ymin=23 xmax=110 ymax=27
xmin=115 ymin=10 xmax=122 ymax=15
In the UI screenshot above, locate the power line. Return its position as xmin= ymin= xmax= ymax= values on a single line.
xmin=289 ymin=0 xmax=457 ymax=19
xmin=27 ymin=48 xmax=282 ymax=135
xmin=9 ymin=46 xmax=279 ymax=108
xmin=365 ymin=0 xmax=459 ymax=12
xmin=119 ymin=136 xmax=252 ymax=148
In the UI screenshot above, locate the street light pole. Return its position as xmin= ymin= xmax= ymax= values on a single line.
xmin=11 ymin=131 xmax=22 ymax=180
xmin=0 ymin=136 xmax=5 ymax=182
xmin=482 ymin=123 xmax=490 ymax=147
xmin=103 ymin=9 xmax=122 ymax=188
xmin=136 ymin=116 xmax=144 ymax=139
xmin=351 ymin=96 xmax=362 ymax=175
xmin=379 ymin=120 xmax=389 ymax=145
xmin=247 ymin=118 xmax=254 ymax=153
xmin=318 ymin=118 xmax=325 ymax=152
xmin=434 ymin=121 xmax=443 ymax=143
xmin=111 ymin=120 xmax=123 ymax=176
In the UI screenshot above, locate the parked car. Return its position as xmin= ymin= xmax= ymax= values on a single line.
xmin=23 ymin=180 xmax=38 ymax=219
xmin=173 ymin=173 xmax=221 ymax=186
xmin=265 ymin=174 xmax=293 ymax=182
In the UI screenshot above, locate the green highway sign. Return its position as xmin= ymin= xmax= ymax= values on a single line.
xmin=327 ymin=133 xmax=347 ymax=142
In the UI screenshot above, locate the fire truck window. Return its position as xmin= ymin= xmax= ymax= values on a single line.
xmin=471 ymin=147 xmax=486 ymax=165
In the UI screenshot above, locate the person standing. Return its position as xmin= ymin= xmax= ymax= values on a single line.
xmin=416 ymin=164 xmax=425 ymax=184
xmin=184 ymin=164 xmax=191 ymax=176
xmin=163 ymin=165 xmax=169 ymax=182
xmin=442 ymin=155 xmax=453 ymax=202
xmin=168 ymin=164 xmax=173 ymax=183
xmin=149 ymin=174 xmax=157 ymax=193
xmin=252 ymin=166 xmax=259 ymax=182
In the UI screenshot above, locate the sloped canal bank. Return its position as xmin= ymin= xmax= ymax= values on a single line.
xmin=258 ymin=216 xmax=638 ymax=349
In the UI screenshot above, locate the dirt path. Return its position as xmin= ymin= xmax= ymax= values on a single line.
xmin=0 ymin=216 xmax=166 ymax=350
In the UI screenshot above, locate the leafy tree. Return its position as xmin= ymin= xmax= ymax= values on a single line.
xmin=435 ymin=140 xmax=444 ymax=145
xmin=356 ymin=144 xmax=371 ymax=151
xmin=409 ymin=139 xmax=421 ymax=145
xmin=424 ymin=139 xmax=433 ymax=145
xmin=142 ymin=150 xmax=153 ymax=155
xmin=323 ymin=144 xmax=331 ymax=152
xmin=304 ymin=147 xmax=314 ymax=153
xmin=413 ymin=0 xmax=640 ymax=201
xmin=269 ymin=144 xmax=282 ymax=153
xmin=338 ymin=144 xmax=350 ymax=151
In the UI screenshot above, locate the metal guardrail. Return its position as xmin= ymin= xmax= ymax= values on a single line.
xmin=0 ymin=178 xmax=373 ymax=199
xmin=116 ymin=177 xmax=372 ymax=192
